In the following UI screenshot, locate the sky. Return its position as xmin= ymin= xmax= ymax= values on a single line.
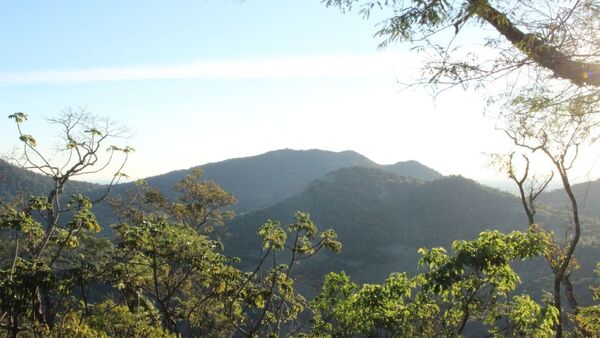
xmin=1 ymin=1 xmax=599 ymax=190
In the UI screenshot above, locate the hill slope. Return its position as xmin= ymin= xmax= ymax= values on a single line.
xmin=114 ymin=149 xmax=442 ymax=214
xmin=382 ymin=160 xmax=443 ymax=181
xmin=124 ymin=149 xmax=377 ymax=213
xmin=541 ymin=178 xmax=600 ymax=219
xmin=226 ymin=166 xmax=529 ymax=284
xmin=0 ymin=159 xmax=102 ymax=201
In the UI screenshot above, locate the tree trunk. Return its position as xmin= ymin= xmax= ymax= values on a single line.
xmin=472 ymin=0 xmax=600 ymax=87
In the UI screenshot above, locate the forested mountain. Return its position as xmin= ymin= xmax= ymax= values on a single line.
xmin=226 ymin=166 xmax=531 ymax=284
xmin=113 ymin=149 xmax=442 ymax=214
xmin=2 ymin=149 xmax=442 ymax=222
xmin=225 ymin=166 xmax=600 ymax=292
xmin=0 ymin=149 xmax=444 ymax=237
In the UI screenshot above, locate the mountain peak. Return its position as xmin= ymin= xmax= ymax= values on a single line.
xmin=383 ymin=160 xmax=443 ymax=181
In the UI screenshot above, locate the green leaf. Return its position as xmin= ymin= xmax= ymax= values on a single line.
xmin=19 ymin=134 xmax=37 ymax=147
xmin=8 ymin=112 xmax=28 ymax=123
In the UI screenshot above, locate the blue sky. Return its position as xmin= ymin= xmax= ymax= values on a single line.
xmin=4 ymin=0 xmax=592 ymax=189
xmin=1 ymin=1 xmax=383 ymax=69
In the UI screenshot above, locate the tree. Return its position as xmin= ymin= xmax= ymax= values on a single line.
xmin=0 ymin=110 xmax=132 ymax=337
xmin=234 ymin=211 xmax=341 ymax=337
xmin=492 ymin=92 xmax=600 ymax=336
xmin=311 ymin=230 xmax=557 ymax=337
xmin=107 ymin=175 xmax=242 ymax=337
xmin=171 ymin=168 xmax=236 ymax=234
xmin=105 ymin=184 xmax=342 ymax=337
xmin=324 ymin=0 xmax=600 ymax=89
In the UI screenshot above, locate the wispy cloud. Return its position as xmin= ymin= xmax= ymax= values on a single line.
xmin=0 ymin=52 xmax=420 ymax=86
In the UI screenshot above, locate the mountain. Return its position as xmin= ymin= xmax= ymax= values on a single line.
xmin=114 ymin=149 xmax=442 ymax=214
xmin=0 ymin=159 xmax=102 ymax=201
xmin=3 ymin=149 xmax=444 ymax=217
xmin=226 ymin=166 xmax=532 ymax=284
xmin=225 ymin=166 xmax=600 ymax=292
xmin=116 ymin=149 xmax=377 ymax=213
xmin=3 ymin=152 xmax=599 ymax=302
xmin=1 ymin=149 xmax=445 ymax=233
xmin=540 ymin=178 xmax=600 ymax=219
xmin=382 ymin=160 xmax=443 ymax=181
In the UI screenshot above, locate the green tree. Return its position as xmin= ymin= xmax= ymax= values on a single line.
xmin=171 ymin=168 xmax=236 ymax=233
xmin=497 ymin=95 xmax=600 ymax=336
xmin=311 ymin=229 xmax=557 ymax=337
xmin=110 ymin=218 xmax=240 ymax=336
xmin=573 ymin=263 xmax=600 ymax=336
xmin=235 ymin=211 xmax=342 ymax=337
xmin=0 ymin=111 xmax=131 ymax=336
xmin=109 ymin=187 xmax=341 ymax=337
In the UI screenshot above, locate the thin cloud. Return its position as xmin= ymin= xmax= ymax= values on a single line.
xmin=0 ymin=52 xmax=421 ymax=86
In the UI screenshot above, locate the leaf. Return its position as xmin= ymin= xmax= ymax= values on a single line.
xmin=8 ymin=112 xmax=28 ymax=123
xmin=84 ymin=128 xmax=102 ymax=136
xmin=19 ymin=134 xmax=37 ymax=147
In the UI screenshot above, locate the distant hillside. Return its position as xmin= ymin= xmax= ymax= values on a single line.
xmin=0 ymin=159 xmax=102 ymax=201
xmin=382 ymin=160 xmax=442 ymax=181
xmin=225 ymin=166 xmax=600 ymax=292
xmin=540 ymin=178 xmax=600 ymax=219
xmin=1 ymin=149 xmax=444 ymax=232
xmin=114 ymin=149 xmax=443 ymax=214
xmin=226 ymin=166 xmax=530 ymax=284
xmin=115 ymin=149 xmax=377 ymax=213
xmin=3 ymin=149 xmax=444 ymax=216
xmin=0 ymin=159 xmax=122 ymax=234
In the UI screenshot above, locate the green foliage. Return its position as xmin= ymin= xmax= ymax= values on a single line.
xmin=258 ymin=219 xmax=287 ymax=250
xmin=8 ymin=112 xmax=28 ymax=123
xmin=236 ymin=211 xmax=342 ymax=336
xmin=1 ymin=160 xmax=342 ymax=337
xmin=0 ymin=260 xmax=53 ymax=332
xmin=571 ymin=263 xmax=600 ymax=336
xmin=172 ymin=168 xmax=236 ymax=232
xmin=310 ymin=229 xmax=558 ymax=337
xmin=109 ymin=214 xmax=245 ymax=335
xmin=418 ymin=230 xmax=548 ymax=294
xmin=504 ymin=295 xmax=559 ymax=338
xmin=574 ymin=306 xmax=600 ymax=336
xmin=18 ymin=134 xmax=37 ymax=147
xmin=119 ymin=169 xmax=236 ymax=235
xmin=85 ymin=300 xmax=175 ymax=338
xmin=312 ymin=271 xmax=438 ymax=337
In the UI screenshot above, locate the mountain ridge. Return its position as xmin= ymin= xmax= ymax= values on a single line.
xmin=112 ymin=148 xmax=443 ymax=213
